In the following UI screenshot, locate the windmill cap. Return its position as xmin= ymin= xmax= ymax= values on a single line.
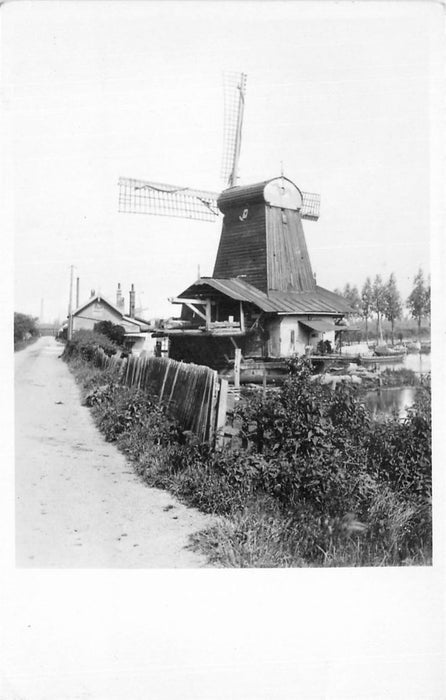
xmin=217 ymin=176 xmax=303 ymax=213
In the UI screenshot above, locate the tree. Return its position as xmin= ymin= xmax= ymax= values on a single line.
xmin=361 ymin=277 xmax=373 ymax=341
xmin=425 ymin=275 xmax=431 ymax=323
xmin=371 ymin=275 xmax=386 ymax=343
xmin=407 ymin=268 xmax=429 ymax=336
xmin=93 ymin=320 xmax=126 ymax=346
xmin=343 ymin=283 xmax=362 ymax=317
xmin=14 ymin=312 xmax=38 ymax=345
xmin=383 ymin=273 xmax=402 ymax=345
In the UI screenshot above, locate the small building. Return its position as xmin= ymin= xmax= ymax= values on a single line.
xmin=157 ymin=176 xmax=353 ymax=370
xmin=70 ymin=284 xmax=155 ymax=354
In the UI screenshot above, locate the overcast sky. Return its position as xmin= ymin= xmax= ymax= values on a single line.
xmin=4 ymin=1 xmax=442 ymax=323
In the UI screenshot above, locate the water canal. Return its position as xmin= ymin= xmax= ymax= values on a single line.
xmin=363 ymin=352 xmax=430 ymax=420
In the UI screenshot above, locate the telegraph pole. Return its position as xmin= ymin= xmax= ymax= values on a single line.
xmin=67 ymin=265 xmax=74 ymax=340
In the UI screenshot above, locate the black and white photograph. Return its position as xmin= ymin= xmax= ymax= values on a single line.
xmin=2 ymin=0 xmax=444 ymax=698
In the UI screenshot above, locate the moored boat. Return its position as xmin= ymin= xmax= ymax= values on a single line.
xmin=374 ymin=344 xmax=406 ymax=357
xmin=359 ymin=353 xmax=405 ymax=366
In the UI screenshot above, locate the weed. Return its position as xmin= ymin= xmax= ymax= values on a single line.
xmin=66 ymin=353 xmax=432 ymax=567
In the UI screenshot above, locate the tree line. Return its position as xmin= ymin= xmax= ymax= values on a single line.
xmin=334 ymin=268 xmax=430 ymax=341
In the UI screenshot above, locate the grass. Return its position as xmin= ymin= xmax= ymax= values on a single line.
xmin=66 ymin=355 xmax=432 ymax=568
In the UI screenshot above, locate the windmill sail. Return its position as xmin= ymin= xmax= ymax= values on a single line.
xmin=118 ymin=177 xmax=220 ymax=222
xmin=221 ymin=72 xmax=247 ymax=188
xmin=118 ymin=71 xmax=321 ymax=223
xmin=300 ymin=191 xmax=321 ymax=220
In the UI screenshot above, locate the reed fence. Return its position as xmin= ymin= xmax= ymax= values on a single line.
xmin=92 ymin=349 xmax=228 ymax=444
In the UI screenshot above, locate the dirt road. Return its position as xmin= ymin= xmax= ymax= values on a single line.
xmin=15 ymin=337 xmax=213 ymax=567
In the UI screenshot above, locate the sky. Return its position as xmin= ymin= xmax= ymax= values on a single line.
xmin=3 ymin=1 xmax=443 ymax=324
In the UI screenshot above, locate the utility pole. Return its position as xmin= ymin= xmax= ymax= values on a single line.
xmin=67 ymin=265 xmax=74 ymax=340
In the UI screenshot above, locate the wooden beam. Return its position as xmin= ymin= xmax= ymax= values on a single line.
xmin=239 ymin=301 xmax=245 ymax=333
xmin=234 ymin=348 xmax=242 ymax=389
xmin=183 ymin=301 xmax=207 ymax=322
xmin=205 ymin=300 xmax=212 ymax=328
xmin=169 ymin=297 xmax=208 ymax=305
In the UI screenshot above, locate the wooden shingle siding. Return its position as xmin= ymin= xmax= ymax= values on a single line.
xmin=266 ymin=206 xmax=316 ymax=293
xmin=217 ymin=181 xmax=269 ymax=212
xmin=212 ymin=202 xmax=268 ymax=292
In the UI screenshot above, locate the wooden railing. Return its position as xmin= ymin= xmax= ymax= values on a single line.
xmin=92 ymin=349 xmax=229 ymax=445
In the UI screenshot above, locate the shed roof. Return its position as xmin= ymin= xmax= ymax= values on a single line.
xmin=178 ymin=278 xmax=353 ymax=315
xmin=299 ymin=319 xmax=338 ymax=332
xmin=73 ymin=294 xmax=149 ymax=331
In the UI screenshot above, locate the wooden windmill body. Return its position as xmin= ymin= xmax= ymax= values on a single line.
xmin=119 ymin=73 xmax=352 ymax=371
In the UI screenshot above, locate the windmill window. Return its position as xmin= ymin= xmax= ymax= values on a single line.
xmin=290 ymin=330 xmax=295 ymax=344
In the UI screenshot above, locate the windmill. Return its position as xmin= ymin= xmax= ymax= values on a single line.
xmin=118 ymin=73 xmax=355 ymax=371
xmin=118 ymin=72 xmax=321 ymax=227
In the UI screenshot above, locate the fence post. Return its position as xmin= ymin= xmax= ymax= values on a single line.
xmin=234 ymin=348 xmax=241 ymax=389
xmin=215 ymin=378 xmax=229 ymax=449
xmin=207 ymin=370 xmax=219 ymax=444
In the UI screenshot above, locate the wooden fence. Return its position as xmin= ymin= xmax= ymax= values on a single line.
xmin=92 ymin=349 xmax=229 ymax=444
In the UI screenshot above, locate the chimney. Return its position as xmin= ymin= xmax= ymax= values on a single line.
xmin=129 ymin=283 xmax=136 ymax=318
xmin=116 ymin=282 xmax=124 ymax=310
xmin=90 ymin=289 xmax=96 ymax=298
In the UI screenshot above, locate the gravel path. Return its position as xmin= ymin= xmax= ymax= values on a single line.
xmin=15 ymin=337 xmax=214 ymax=568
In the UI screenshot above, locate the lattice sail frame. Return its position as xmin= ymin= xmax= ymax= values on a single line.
xmin=221 ymin=72 xmax=247 ymax=187
xmin=300 ymin=191 xmax=321 ymax=221
xmin=119 ymin=177 xmax=320 ymax=222
xmin=118 ymin=178 xmax=220 ymax=223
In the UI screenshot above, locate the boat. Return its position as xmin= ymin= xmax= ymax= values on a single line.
xmin=374 ymin=344 xmax=406 ymax=357
xmin=405 ymin=341 xmax=421 ymax=353
xmin=359 ymin=353 xmax=405 ymax=366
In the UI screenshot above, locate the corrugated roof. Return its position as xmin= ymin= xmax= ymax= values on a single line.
xmin=178 ymin=278 xmax=353 ymax=315
xmin=270 ymin=287 xmax=353 ymax=314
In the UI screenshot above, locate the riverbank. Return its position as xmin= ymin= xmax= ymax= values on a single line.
xmin=64 ymin=336 xmax=432 ymax=567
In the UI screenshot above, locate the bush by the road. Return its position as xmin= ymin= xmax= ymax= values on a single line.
xmin=93 ymin=320 xmax=126 ymax=346
xmin=62 ymin=329 xmax=119 ymax=362
xmin=14 ymin=312 xmax=39 ymax=350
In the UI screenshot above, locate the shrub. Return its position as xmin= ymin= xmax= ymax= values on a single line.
xmin=67 ymin=352 xmax=431 ymax=567
xmin=367 ymin=385 xmax=431 ymax=499
xmin=93 ymin=320 xmax=126 ymax=346
xmin=63 ymin=329 xmax=119 ymax=361
xmin=14 ymin=312 xmax=38 ymax=347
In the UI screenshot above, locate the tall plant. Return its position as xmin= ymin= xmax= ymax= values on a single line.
xmin=371 ymin=275 xmax=386 ymax=343
xmin=361 ymin=277 xmax=373 ymax=341
xmin=383 ymin=273 xmax=402 ymax=345
xmin=407 ymin=269 xmax=429 ymax=337
xmin=343 ymin=283 xmax=362 ymax=318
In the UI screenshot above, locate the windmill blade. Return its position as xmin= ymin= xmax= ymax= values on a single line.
xmin=118 ymin=177 xmax=220 ymax=222
xmin=300 ymin=191 xmax=321 ymax=221
xmin=221 ymin=72 xmax=247 ymax=187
